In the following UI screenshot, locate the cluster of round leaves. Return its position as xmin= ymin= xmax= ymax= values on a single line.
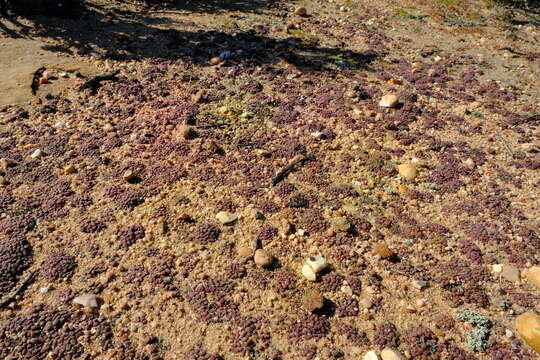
xmin=0 ymin=235 xmax=32 ymax=294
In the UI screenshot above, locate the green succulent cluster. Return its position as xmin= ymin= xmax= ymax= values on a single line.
xmin=457 ymin=309 xmax=493 ymax=352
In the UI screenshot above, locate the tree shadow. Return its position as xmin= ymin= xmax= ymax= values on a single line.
xmin=1 ymin=1 xmax=379 ymax=73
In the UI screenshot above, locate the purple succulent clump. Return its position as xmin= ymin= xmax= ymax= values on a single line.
xmin=117 ymin=225 xmax=146 ymax=248
xmin=190 ymin=223 xmax=220 ymax=244
xmin=335 ymin=322 xmax=369 ymax=345
xmin=298 ymin=209 xmax=328 ymax=234
xmin=0 ymin=235 xmax=32 ymax=294
xmin=403 ymin=327 xmax=442 ymax=360
xmin=42 ymin=251 xmax=77 ymax=282
xmin=285 ymin=312 xmax=330 ymax=342
xmin=373 ymin=321 xmax=400 ymax=350
xmin=80 ymin=217 xmax=107 ymax=233
xmin=257 ymin=225 xmax=278 ymax=241
xmin=0 ymin=305 xmax=83 ymax=359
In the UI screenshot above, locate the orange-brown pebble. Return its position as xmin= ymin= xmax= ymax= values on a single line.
xmin=39 ymin=77 xmax=49 ymax=84
xmin=210 ymin=57 xmax=222 ymax=65
xmin=302 ymin=289 xmax=324 ymax=312
xmin=373 ymin=243 xmax=394 ymax=259
xmin=237 ymin=247 xmax=253 ymax=258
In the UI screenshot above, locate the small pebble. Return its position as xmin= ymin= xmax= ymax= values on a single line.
xmin=64 ymin=164 xmax=76 ymax=174
xmin=237 ymin=247 xmax=253 ymax=258
xmin=40 ymin=286 xmax=51 ymax=294
xmin=103 ymin=123 xmax=115 ymax=132
xmin=373 ymin=243 xmax=394 ymax=259
xmin=500 ymin=264 xmax=520 ymax=282
xmin=191 ymin=90 xmax=205 ymax=103
xmin=176 ymin=124 xmax=194 ymax=139
xmin=526 ymin=266 xmax=540 ymax=290
xmin=215 ymin=211 xmax=238 ymax=225
xmin=210 ymin=57 xmax=222 ymax=65
xmin=331 ymin=216 xmax=351 ymax=232
xmin=364 ymin=350 xmax=379 ymax=360
xmin=0 ymin=176 xmax=7 ymax=186
xmin=123 ymin=170 xmax=136 ymax=182
xmin=39 ymin=77 xmax=49 ymax=84
xmin=302 ymin=289 xmax=324 ymax=312
xmin=30 ymin=149 xmax=43 ymax=159
xmin=516 ymin=312 xmax=540 ymax=354
xmin=464 ymin=158 xmax=476 ymax=168
xmin=412 ymin=279 xmax=428 ymax=290
xmin=306 ymin=256 xmax=328 ymax=273
xmin=294 ymin=6 xmax=307 ymax=16
xmin=254 ymin=249 xmax=273 ymax=268
xmin=492 ymin=264 xmax=503 ymax=273
xmin=302 ymin=264 xmax=317 ymax=281
xmin=379 ymin=94 xmax=399 ymax=108
xmin=59 ymin=72 xmax=68 ymax=78
xmin=397 ymin=163 xmax=418 ymax=180
xmin=73 ymin=293 xmax=99 ymax=308
xmin=381 ymin=347 xmax=405 ymax=360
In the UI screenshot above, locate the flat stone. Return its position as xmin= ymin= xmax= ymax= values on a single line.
xmin=302 ymin=264 xmax=317 ymax=281
xmin=501 ymin=265 xmax=520 ymax=282
xmin=379 ymin=94 xmax=399 ymax=108
xmin=302 ymin=289 xmax=324 ymax=312
xmin=237 ymin=247 xmax=253 ymax=258
xmin=381 ymin=347 xmax=405 ymax=360
xmin=306 ymin=256 xmax=328 ymax=273
xmin=516 ymin=312 xmax=540 ymax=354
xmin=215 ymin=211 xmax=238 ymax=225
xmin=64 ymin=164 xmax=76 ymax=174
xmin=73 ymin=293 xmax=99 ymax=308
xmin=526 ymin=266 xmax=540 ymax=290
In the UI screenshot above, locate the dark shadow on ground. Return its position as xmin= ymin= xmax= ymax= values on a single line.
xmin=0 ymin=1 xmax=378 ymax=73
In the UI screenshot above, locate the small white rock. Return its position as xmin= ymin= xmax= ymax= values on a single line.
xmin=364 ymin=350 xmax=379 ymax=360
xmin=73 ymin=293 xmax=99 ymax=308
xmin=341 ymin=285 xmax=353 ymax=296
xmin=215 ymin=211 xmax=238 ymax=225
xmin=302 ymin=264 xmax=317 ymax=281
xmin=379 ymin=94 xmax=399 ymax=108
xmin=505 ymin=329 xmax=514 ymax=338
xmin=492 ymin=264 xmax=503 ymax=273
xmin=464 ymin=158 xmax=476 ymax=168
xmin=412 ymin=279 xmax=428 ymax=290
xmin=40 ymin=286 xmax=51 ymax=294
xmin=381 ymin=347 xmax=405 ymax=360
xmin=306 ymin=256 xmax=328 ymax=273
xmin=59 ymin=72 xmax=69 ymax=78
xmin=30 ymin=149 xmax=43 ymax=159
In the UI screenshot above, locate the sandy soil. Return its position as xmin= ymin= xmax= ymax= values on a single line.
xmin=0 ymin=0 xmax=539 ymax=359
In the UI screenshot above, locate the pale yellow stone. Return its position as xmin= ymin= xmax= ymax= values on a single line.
xmin=381 ymin=347 xmax=405 ymax=360
xmin=306 ymin=256 xmax=328 ymax=273
xmin=398 ymin=163 xmax=418 ymax=180
xmin=526 ymin=266 xmax=540 ymax=290
xmin=516 ymin=312 xmax=540 ymax=354
xmin=379 ymin=94 xmax=399 ymax=108
xmin=302 ymin=264 xmax=317 ymax=281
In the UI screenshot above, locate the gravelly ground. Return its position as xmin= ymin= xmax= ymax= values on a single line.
xmin=0 ymin=0 xmax=539 ymax=359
